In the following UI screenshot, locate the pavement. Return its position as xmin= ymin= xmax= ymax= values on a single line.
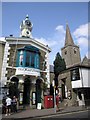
xmin=1 ymin=105 xmax=90 ymax=120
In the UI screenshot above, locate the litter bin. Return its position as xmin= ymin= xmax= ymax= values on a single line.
xmin=44 ymin=95 xmax=53 ymax=109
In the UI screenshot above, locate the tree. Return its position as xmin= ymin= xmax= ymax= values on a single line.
xmin=53 ymin=52 xmax=66 ymax=88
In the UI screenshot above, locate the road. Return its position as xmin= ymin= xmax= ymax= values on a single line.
xmin=30 ymin=110 xmax=90 ymax=120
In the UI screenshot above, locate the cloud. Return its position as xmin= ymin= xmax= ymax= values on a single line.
xmin=35 ymin=37 xmax=48 ymax=46
xmin=35 ymin=25 xmax=66 ymax=48
xmin=35 ymin=37 xmax=58 ymax=47
xmin=55 ymin=25 xmax=65 ymax=34
xmin=34 ymin=25 xmax=66 ymax=64
xmin=34 ymin=23 xmax=89 ymax=64
xmin=73 ymin=23 xmax=88 ymax=38
xmin=86 ymin=51 xmax=90 ymax=59
xmin=76 ymin=37 xmax=88 ymax=47
xmin=73 ymin=23 xmax=89 ymax=60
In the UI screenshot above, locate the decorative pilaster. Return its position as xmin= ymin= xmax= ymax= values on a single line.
xmin=1 ymin=42 xmax=10 ymax=86
xmin=45 ymin=52 xmax=50 ymax=88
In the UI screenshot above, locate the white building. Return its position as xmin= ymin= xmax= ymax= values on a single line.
xmin=0 ymin=15 xmax=51 ymax=107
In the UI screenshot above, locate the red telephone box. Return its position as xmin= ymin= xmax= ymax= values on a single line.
xmin=44 ymin=95 xmax=53 ymax=109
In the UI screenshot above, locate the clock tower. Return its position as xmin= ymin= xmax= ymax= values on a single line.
xmin=20 ymin=15 xmax=33 ymax=38
xmin=61 ymin=23 xmax=81 ymax=68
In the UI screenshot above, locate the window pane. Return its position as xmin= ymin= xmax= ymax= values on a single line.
xmin=26 ymin=51 xmax=30 ymax=67
xmin=19 ymin=51 xmax=23 ymax=67
xmin=31 ymin=53 xmax=35 ymax=67
xmin=71 ymin=68 xmax=80 ymax=81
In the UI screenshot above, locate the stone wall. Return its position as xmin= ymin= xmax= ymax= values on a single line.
xmin=0 ymin=43 xmax=5 ymax=79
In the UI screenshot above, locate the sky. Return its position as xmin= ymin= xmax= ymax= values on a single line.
xmin=1 ymin=2 xmax=89 ymax=65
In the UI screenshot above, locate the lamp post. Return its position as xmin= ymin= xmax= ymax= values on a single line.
xmin=52 ymin=80 xmax=56 ymax=113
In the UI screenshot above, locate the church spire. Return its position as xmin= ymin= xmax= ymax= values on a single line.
xmin=65 ymin=23 xmax=74 ymax=46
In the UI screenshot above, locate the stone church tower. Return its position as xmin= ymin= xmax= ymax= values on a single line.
xmin=61 ymin=23 xmax=81 ymax=68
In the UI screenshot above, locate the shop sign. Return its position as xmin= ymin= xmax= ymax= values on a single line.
xmin=16 ymin=67 xmax=40 ymax=76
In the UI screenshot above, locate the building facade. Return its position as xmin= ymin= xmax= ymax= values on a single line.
xmin=58 ymin=24 xmax=90 ymax=107
xmin=0 ymin=15 xmax=51 ymax=108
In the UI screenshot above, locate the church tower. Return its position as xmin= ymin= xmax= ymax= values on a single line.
xmin=20 ymin=15 xmax=33 ymax=38
xmin=61 ymin=23 xmax=81 ymax=68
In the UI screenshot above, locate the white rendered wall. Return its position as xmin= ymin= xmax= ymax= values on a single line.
xmin=72 ymin=67 xmax=90 ymax=88
xmin=72 ymin=80 xmax=82 ymax=88
xmin=80 ymin=68 xmax=90 ymax=87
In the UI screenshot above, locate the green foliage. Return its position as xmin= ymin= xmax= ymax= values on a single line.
xmin=42 ymin=82 xmax=48 ymax=92
xmin=53 ymin=52 xmax=66 ymax=76
xmin=53 ymin=52 xmax=66 ymax=87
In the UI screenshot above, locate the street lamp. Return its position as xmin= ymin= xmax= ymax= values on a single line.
xmin=52 ymin=80 xmax=56 ymax=113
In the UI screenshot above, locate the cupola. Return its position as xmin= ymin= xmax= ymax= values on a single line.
xmin=20 ymin=15 xmax=33 ymax=38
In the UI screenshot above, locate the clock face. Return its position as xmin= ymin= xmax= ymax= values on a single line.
xmin=25 ymin=20 xmax=31 ymax=26
xmin=26 ymin=31 xmax=30 ymax=34
xmin=21 ymin=29 xmax=31 ymax=37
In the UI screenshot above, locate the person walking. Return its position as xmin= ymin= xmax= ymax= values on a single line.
xmin=5 ymin=95 xmax=12 ymax=116
xmin=2 ymin=96 xmax=6 ymax=114
xmin=56 ymin=94 xmax=60 ymax=111
xmin=12 ymin=96 xmax=17 ymax=113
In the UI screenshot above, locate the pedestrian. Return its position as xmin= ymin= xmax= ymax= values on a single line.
xmin=5 ymin=95 xmax=12 ymax=116
xmin=58 ymin=93 xmax=62 ymax=103
xmin=12 ymin=96 xmax=17 ymax=113
xmin=56 ymin=94 xmax=60 ymax=111
xmin=68 ymin=90 xmax=72 ymax=100
xmin=2 ymin=96 xmax=6 ymax=114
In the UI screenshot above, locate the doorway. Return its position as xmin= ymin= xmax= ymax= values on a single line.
xmin=23 ymin=77 xmax=31 ymax=105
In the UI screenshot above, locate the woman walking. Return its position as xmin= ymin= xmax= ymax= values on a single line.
xmin=12 ymin=96 xmax=17 ymax=113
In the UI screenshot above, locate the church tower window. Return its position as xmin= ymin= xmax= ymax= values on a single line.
xmin=74 ymin=48 xmax=77 ymax=54
xmin=65 ymin=51 xmax=67 ymax=55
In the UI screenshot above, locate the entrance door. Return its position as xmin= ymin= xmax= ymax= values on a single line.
xmin=62 ymin=84 xmax=65 ymax=99
xmin=23 ymin=78 xmax=30 ymax=105
xmin=36 ymin=79 xmax=42 ymax=108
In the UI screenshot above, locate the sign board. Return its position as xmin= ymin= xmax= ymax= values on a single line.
xmin=37 ymin=103 xmax=41 ymax=110
xmin=16 ymin=67 xmax=40 ymax=76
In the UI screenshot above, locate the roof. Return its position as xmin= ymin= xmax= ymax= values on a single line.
xmin=17 ymin=45 xmax=39 ymax=53
xmin=5 ymin=37 xmax=51 ymax=52
xmin=65 ymin=23 xmax=74 ymax=46
xmin=81 ymin=56 xmax=90 ymax=66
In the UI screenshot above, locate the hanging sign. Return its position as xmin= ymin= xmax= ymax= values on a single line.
xmin=37 ymin=103 xmax=41 ymax=110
